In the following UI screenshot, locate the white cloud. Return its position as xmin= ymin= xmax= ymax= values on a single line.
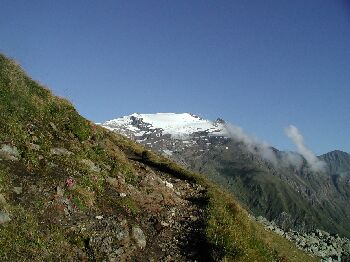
xmin=224 ymin=123 xmax=325 ymax=172
xmin=285 ymin=125 xmax=326 ymax=172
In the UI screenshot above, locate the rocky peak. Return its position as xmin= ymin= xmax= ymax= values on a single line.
xmin=214 ymin=118 xmax=226 ymax=124
xmin=320 ymin=150 xmax=350 ymax=177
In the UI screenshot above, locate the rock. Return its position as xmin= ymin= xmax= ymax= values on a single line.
xmin=50 ymin=147 xmax=73 ymax=156
xmin=0 ymin=144 xmax=20 ymax=161
xmin=132 ymin=226 xmax=146 ymax=249
xmin=0 ymin=211 xmax=11 ymax=224
xmin=106 ymin=177 xmax=119 ymax=187
xmin=342 ymin=242 xmax=350 ymax=253
xmin=102 ymin=164 xmax=112 ymax=171
xmin=274 ymin=228 xmax=284 ymax=236
xmin=315 ymin=229 xmax=323 ymax=238
xmin=266 ymin=225 xmax=274 ymax=231
xmin=306 ymin=236 xmax=319 ymax=246
xmin=0 ymin=194 xmax=6 ymax=205
xmin=115 ymin=247 xmax=124 ymax=256
xmin=95 ymin=215 xmax=103 ymax=220
xmin=80 ymin=159 xmax=101 ymax=173
xmin=28 ymin=143 xmax=40 ymax=151
xmin=161 ymin=221 xmax=169 ymax=227
xmin=13 ymin=187 xmax=22 ymax=194
xmin=116 ymin=221 xmax=130 ymax=244
xmin=49 ymin=122 xmax=59 ymax=132
xmin=255 ymin=215 xmax=350 ymax=260
xmin=190 ymin=215 xmax=198 ymax=222
xmin=120 ymin=193 xmax=127 ymax=198
xmin=164 ymin=181 xmax=174 ymax=189
xmin=56 ymin=186 xmax=64 ymax=197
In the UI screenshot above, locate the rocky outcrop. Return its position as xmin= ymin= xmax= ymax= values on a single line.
xmin=255 ymin=216 xmax=350 ymax=261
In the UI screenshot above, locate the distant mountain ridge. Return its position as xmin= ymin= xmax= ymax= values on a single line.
xmin=320 ymin=150 xmax=350 ymax=177
xmin=100 ymin=113 xmax=350 ymax=238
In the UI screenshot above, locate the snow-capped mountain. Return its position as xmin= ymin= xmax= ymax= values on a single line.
xmin=100 ymin=113 xmax=228 ymax=140
xmin=100 ymin=113 xmax=229 ymax=158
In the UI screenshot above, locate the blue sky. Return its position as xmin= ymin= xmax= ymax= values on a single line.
xmin=1 ymin=0 xmax=349 ymax=154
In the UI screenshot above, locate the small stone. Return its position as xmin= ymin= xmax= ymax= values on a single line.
xmin=106 ymin=177 xmax=118 ymax=187
xmin=13 ymin=187 xmax=22 ymax=194
xmin=161 ymin=221 xmax=169 ymax=227
xmin=102 ymin=164 xmax=112 ymax=171
xmin=29 ymin=143 xmax=40 ymax=151
xmin=56 ymin=186 xmax=64 ymax=197
xmin=80 ymin=159 xmax=101 ymax=173
xmin=0 ymin=211 xmax=11 ymax=224
xmin=49 ymin=122 xmax=59 ymax=132
xmin=0 ymin=194 xmax=6 ymax=205
xmin=190 ymin=215 xmax=198 ymax=222
xmin=120 ymin=193 xmax=127 ymax=198
xmin=115 ymin=247 xmax=124 ymax=256
xmin=50 ymin=147 xmax=73 ymax=156
xmin=197 ymin=184 xmax=205 ymax=191
xmin=132 ymin=226 xmax=146 ymax=249
xmin=115 ymin=223 xmax=129 ymax=244
xmin=164 ymin=181 xmax=174 ymax=189
xmin=0 ymin=144 xmax=20 ymax=161
xmin=95 ymin=215 xmax=103 ymax=220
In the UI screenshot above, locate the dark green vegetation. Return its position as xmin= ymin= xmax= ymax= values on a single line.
xmin=0 ymin=54 xmax=316 ymax=261
xmin=179 ymin=138 xmax=350 ymax=238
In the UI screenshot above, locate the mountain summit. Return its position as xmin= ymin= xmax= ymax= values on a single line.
xmin=100 ymin=113 xmax=228 ymax=140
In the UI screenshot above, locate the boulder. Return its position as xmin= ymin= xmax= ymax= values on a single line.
xmin=0 ymin=144 xmax=20 ymax=160
xmin=0 ymin=211 xmax=11 ymax=224
xmin=132 ymin=226 xmax=146 ymax=249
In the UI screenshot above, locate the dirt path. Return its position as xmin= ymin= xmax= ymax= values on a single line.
xmin=128 ymin=161 xmax=213 ymax=261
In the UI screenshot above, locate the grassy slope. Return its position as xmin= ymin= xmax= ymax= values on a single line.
xmin=0 ymin=54 xmax=316 ymax=261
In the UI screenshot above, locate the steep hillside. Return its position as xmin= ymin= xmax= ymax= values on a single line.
xmin=100 ymin=113 xmax=350 ymax=240
xmin=0 ymin=54 xmax=317 ymax=261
